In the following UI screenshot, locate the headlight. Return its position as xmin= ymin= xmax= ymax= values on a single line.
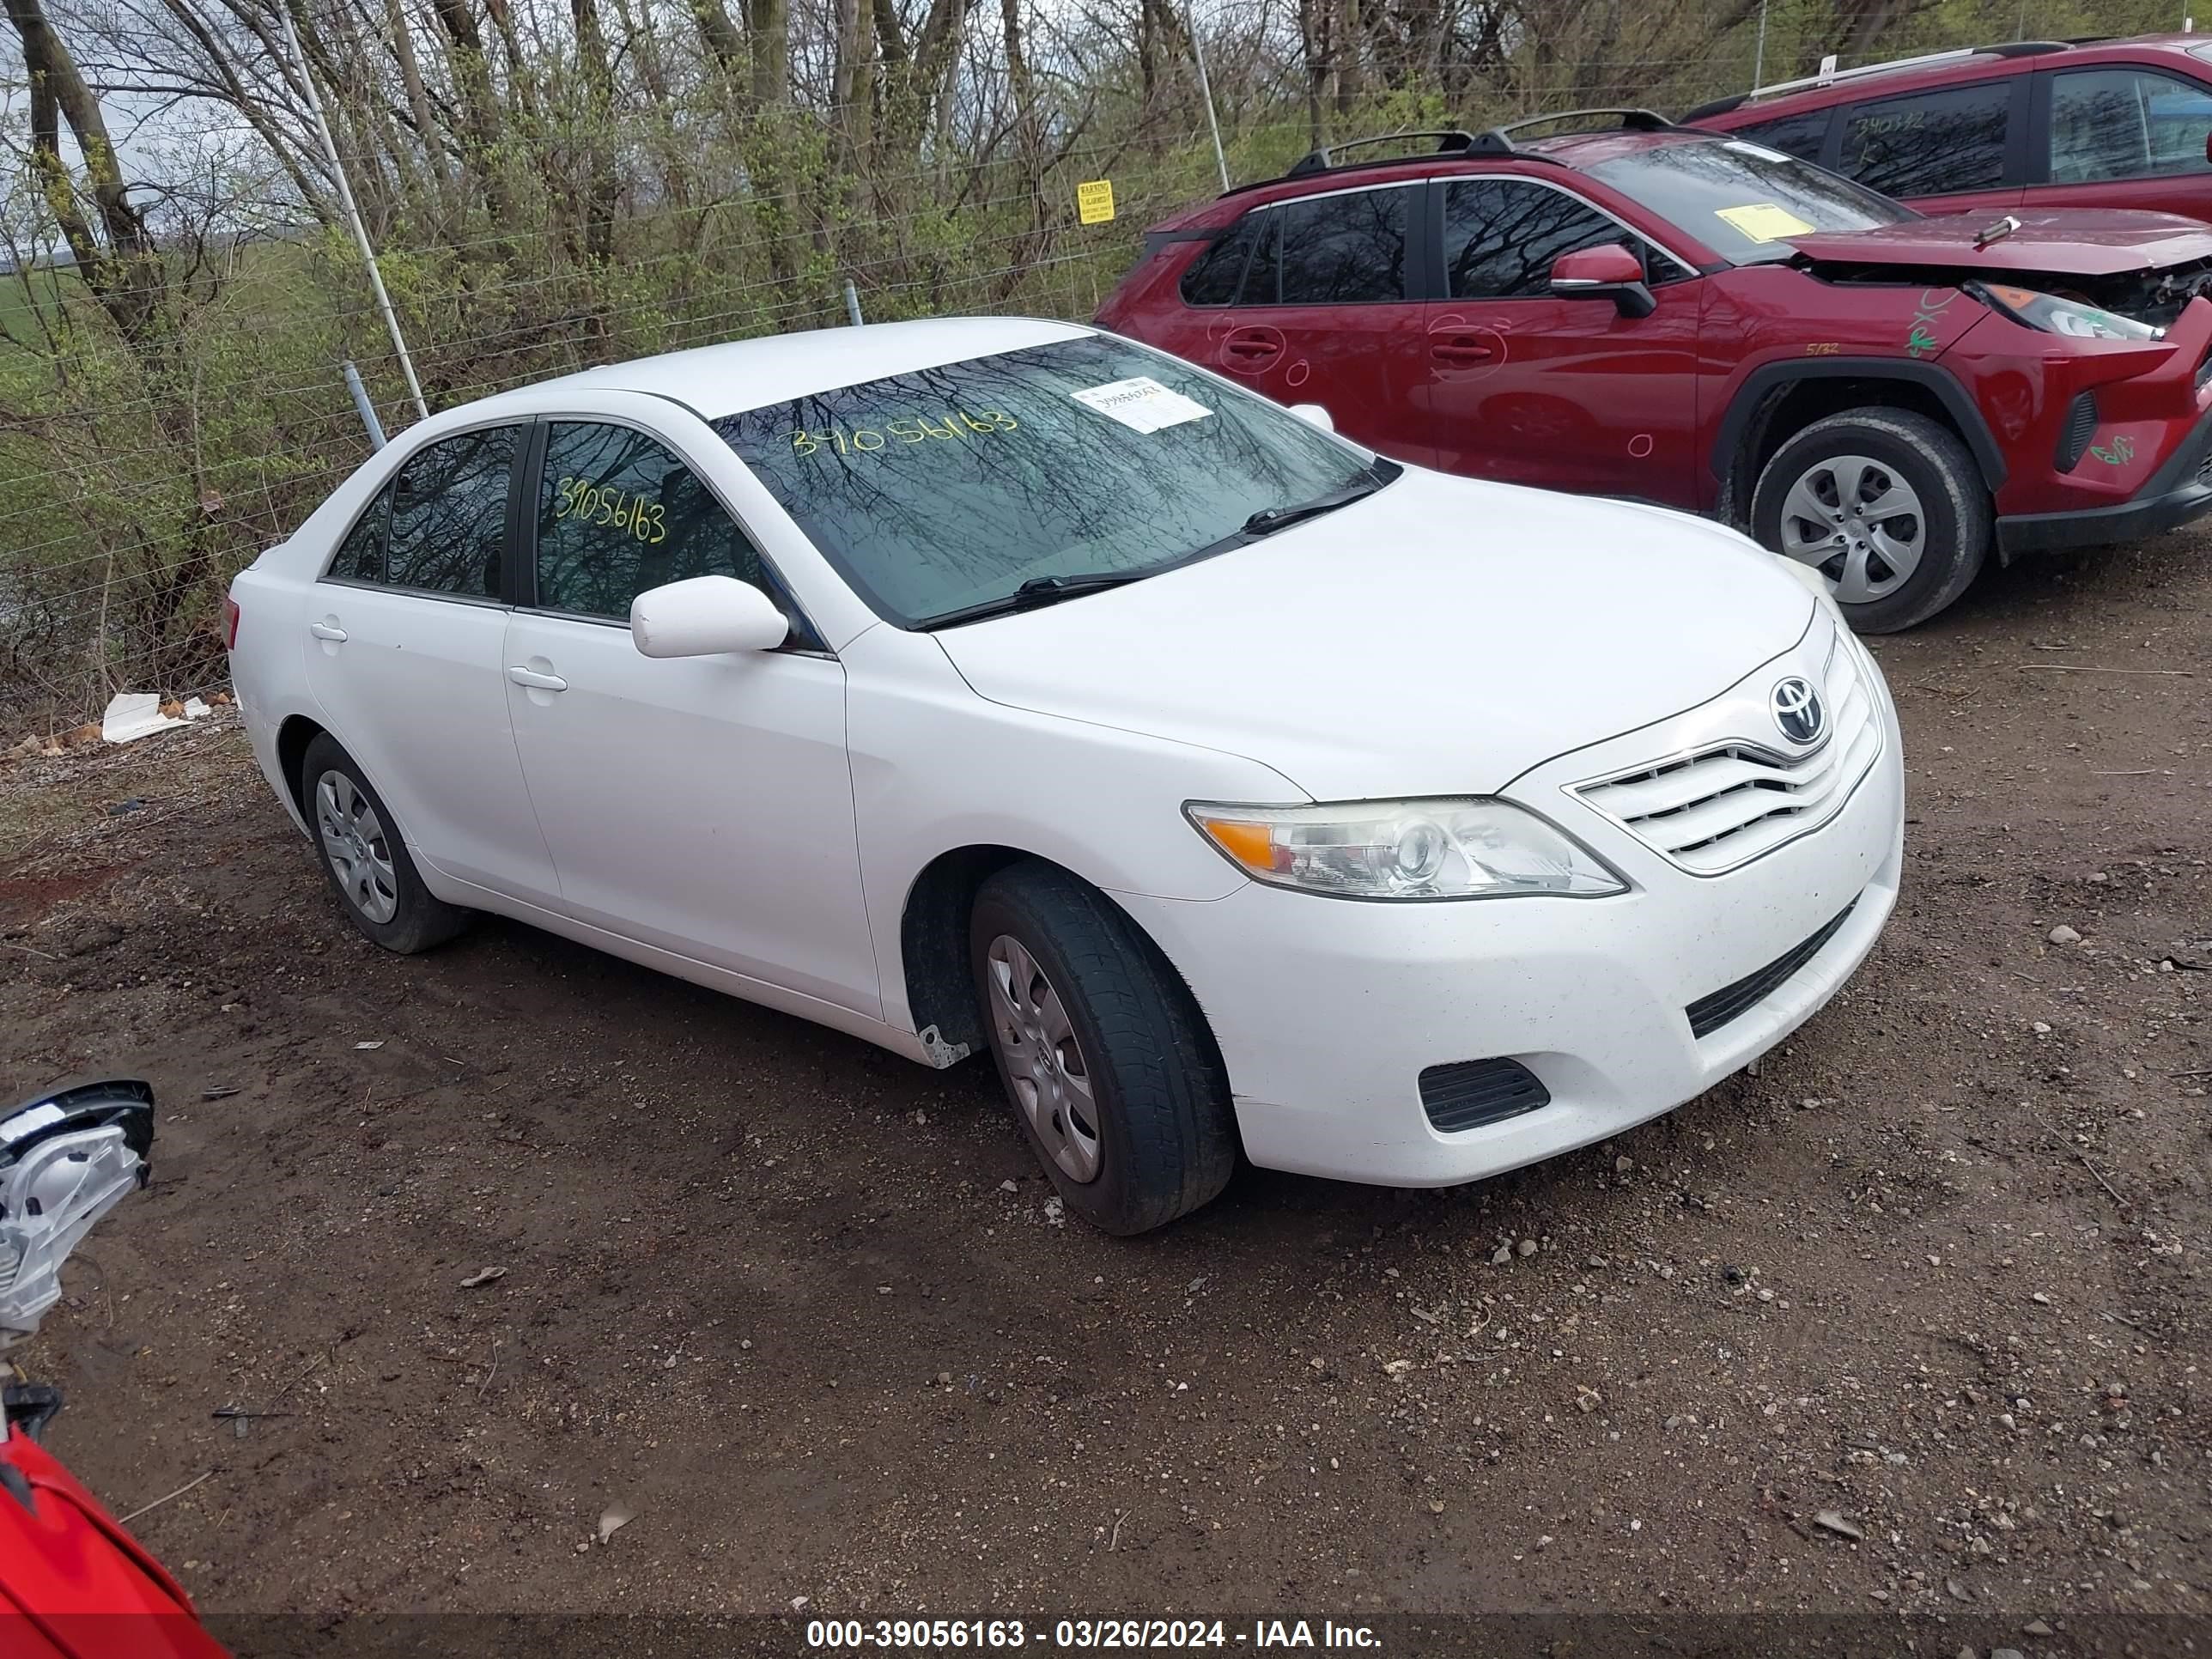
xmin=1185 ymin=798 xmax=1627 ymax=901
xmin=1969 ymin=282 xmax=2163 ymax=342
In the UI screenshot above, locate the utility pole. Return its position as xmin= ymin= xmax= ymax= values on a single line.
xmin=282 ymin=4 xmax=429 ymax=423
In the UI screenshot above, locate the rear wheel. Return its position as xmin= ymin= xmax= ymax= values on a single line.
xmin=301 ymin=733 xmax=470 ymax=954
xmin=1751 ymin=408 xmax=1988 ymax=633
xmin=969 ymin=861 xmax=1237 ymax=1235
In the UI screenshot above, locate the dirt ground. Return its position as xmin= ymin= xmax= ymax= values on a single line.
xmin=1 ymin=531 xmax=2208 ymax=1656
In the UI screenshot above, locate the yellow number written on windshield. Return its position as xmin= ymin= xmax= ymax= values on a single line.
xmin=791 ymin=410 xmax=1019 ymax=456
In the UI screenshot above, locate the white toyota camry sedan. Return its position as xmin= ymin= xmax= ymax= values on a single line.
xmin=226 ymin=317 xmax=1903 ymax=1233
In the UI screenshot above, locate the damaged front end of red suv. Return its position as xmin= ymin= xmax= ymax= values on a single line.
xmin=1782 ymin=211 xmax=2212 ymax=556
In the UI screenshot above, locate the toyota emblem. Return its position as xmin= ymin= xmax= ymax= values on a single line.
xmin=1771 ymin=676 xmax=1825 ymax=745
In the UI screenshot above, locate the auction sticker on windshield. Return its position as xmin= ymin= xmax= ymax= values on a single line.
xmin=1714 ymin=202 xmax=1816 ymax=242
xmin=1070 ymin=376 xmax=1212 ymax=434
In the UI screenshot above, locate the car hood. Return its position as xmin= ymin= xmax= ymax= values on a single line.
xmin=1785 ymin=210 xmax=2212 ymax=276
xmin=931 ymin=470 xmax=1817 ymax=801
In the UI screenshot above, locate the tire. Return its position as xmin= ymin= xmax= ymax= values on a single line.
xmin=969 ymin=860 xmax=1237 ymax=1235
xmin=1749 ymin=408 xmax=1989 ymax=633
xmin=300 ymin=732 xmax=470 ymax=954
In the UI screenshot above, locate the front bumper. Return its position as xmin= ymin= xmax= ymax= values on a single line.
xmin=1119 ymin=621 xmax=1905 ymax=1188
xmin=1998 ymin=403 xmax=2212 ymax=556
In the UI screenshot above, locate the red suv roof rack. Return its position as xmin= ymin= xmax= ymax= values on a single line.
xmin=1471 ymin=106 xmax=1675 ymax=153
xmin=1681 ymin=39 xmax=2072 ymax=120
xmin=1279 ymin=130 xmax=1480 ymax=180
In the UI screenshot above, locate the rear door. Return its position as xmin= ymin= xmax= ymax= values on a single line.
xmin=1831 ymin=79 xmax=2027 ymax=216
xmin=1418 ymin=175 xmax=1702 ymax=507
xmin=2029 ymin=61 xmax=2212 ymax=219
xmin=301 ymin=422 xmax=560 ymax=900
xmin=500 ymin=415 xmax=879 ymax=1018
xmin=1187 ymin=182 xmax=1434 ymax=460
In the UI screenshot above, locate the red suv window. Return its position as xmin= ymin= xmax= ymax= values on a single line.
xmin=2049 ymin=67 xmax=2212 ymax=182
xmin=1838 ymin=81 xmax=2014 ymax=195
xmin=1736 ymin=106 xmax=1832 ymax=162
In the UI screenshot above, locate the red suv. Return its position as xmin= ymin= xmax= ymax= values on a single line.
xmin=1686 ymin=36 xmax=2212 ymax=223
xmin=1097 ymin=115 xmax=2212 ymax=629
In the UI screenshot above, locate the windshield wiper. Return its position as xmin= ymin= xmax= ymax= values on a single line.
xmin=917 ymin=571 xmax=1148 ymax=630
xmin=1241 ymin=472 xmax=1388 ymax=538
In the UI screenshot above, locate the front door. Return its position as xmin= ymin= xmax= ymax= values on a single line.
xmin=1419 ymin=177 xmax=1702 ymax=507
xmin=1198 ymin=181 xmax=1433 ymax=462
xmin=302 ymin=422 xmax=560 ymax=899
xmin=501 ymin=417 xmax=880 ymax=1018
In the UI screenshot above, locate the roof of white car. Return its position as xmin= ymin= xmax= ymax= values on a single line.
xmin=471 ymin=316 xmax=1094 ymax=421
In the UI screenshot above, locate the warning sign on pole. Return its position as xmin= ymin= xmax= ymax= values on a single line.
xmin=1076 ymin=180 xmax=1116 ymax=225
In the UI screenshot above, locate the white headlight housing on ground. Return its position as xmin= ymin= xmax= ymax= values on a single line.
xmin=1185 ymin=797 xmax=1627 ymax=901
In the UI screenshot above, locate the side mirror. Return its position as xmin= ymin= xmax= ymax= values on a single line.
xmin=630 ymin=574 xmax=788 ymax=658
xmin=1288 ymin=402 xmax=1336 ymax=434
xmin=1550 ymin=244 xmax=1656 ymax=319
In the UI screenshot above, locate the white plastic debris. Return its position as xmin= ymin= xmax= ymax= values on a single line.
xmin=100 ymin=693 xmax=176 ymax=744
xmin=100 ymin=691 xmax=212 ymax=744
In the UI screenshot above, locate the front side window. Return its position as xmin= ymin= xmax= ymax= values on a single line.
xmin=1585 ymin=137 xmax=1913 ymax=264
xmin=386 ymin=426 xmax=516 ymax=599
xmin=1839 ymin=82 xmax=2012 ymax=195
xmin=1244 ymin=187 xmax=1411 ymax=306
xmin=535 ymin=422 xmax=763 ymax=618
xmin=715 ymin=335 xmax=1386 ymax=628
xmin=2050 ymin=68 xmax=2212 ymax=182
xmin=1442 ymin=178 xmax=1664 ymax=299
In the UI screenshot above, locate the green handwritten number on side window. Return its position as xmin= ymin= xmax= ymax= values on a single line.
xmin=555 ymin=475 xmax=667 ymax=544
xmin=791 ymin=410 xmax=1019 ymax=457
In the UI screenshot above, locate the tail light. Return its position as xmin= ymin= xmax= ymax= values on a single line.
xmin=222 ymin=594 xmax=240 ymax=651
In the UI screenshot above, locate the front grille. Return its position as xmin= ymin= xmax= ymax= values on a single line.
xmin=2057 ymin=392 xmax=2099 ymax=472
xmin=1571 ymin=630 xmax=1881 ymax=876
xmin=1685 ymin=899 xmax=1857 ymax=1039
xmin=1419 ymin=1058 xmax=1551 ymax=1133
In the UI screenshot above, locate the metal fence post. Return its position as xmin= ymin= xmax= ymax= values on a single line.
xmin=342 ymin=361 xmax=387 ymax=451
xmin=844 ymin=281 xmax=865 ymax=326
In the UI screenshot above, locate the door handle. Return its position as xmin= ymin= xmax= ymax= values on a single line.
xmin=507 ymin=665 xmax=568 ymax=691
xmin=1225 ymin=336 xmax=1281 ymax=359
xmin=308 ymin=622 xmax=348 ymax=642
xmin=1430 ymin=339 xmax=1495 ymax=365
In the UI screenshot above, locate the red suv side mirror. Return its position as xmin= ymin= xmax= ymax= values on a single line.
xmin=1550 ymin=244 xmax=1656 ymax=319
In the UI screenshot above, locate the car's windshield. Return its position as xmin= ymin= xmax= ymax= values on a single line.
xmin=715 ymin=334 xmax=1385 ymax=628
xmin=1587 ymin=137 xmax=1915 ymax=264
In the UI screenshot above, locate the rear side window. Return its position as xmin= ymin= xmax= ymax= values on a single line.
xmin=387 ymin=427 xmax=517 ymax=599
xmin=1736 ymin=107 xmax=1833 ymax=162
xmin=535 ymin=422 xmax=763 ymax=618
xmin=1443 ymin=179 xmax=1656 ymax=300
xmin=1241 ymin=188 xmax=1411 ymax=306
xmin=1839 ymin=82 xmax=2012 ymax=195
xmin=327 ymin=490 xmax=390 ymax=583
xmin=1179 ymin=217 xmax=1263 ymax=306
xmin=2050 ymin=68 xmax=2212 ymax=182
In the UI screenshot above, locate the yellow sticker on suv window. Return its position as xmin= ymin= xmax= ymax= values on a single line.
xmin=1714 ymin=203 xmax=1817 ymax=242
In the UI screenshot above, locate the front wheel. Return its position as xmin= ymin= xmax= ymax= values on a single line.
xmin=1750 ymin=408 xmax=1989 ymax=633
xmin=969 ymin=861 xmax=1237 ymax=1235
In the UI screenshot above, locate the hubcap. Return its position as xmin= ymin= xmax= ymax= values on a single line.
xmin=1776 ymin=453 xmax=1926 ymax=605
xmin=984 ymin=935 xmax=1101 ymax=1183
xmin=314 ymin=770 xmax=399 ymax=925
